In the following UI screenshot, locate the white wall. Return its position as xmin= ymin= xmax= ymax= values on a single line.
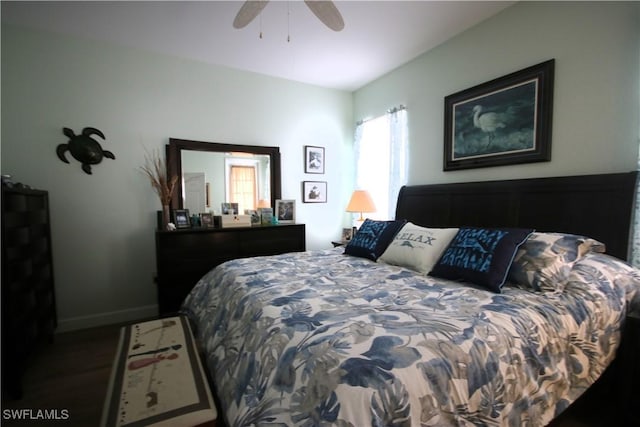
xmin=355 ymin=1 xmax=640 ymax=184
xmin=1 ymin=25 xmax=353 ymax=331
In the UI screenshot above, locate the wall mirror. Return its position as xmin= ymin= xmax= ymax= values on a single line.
xmin=167 ymin=138 xmax=281 ymax=214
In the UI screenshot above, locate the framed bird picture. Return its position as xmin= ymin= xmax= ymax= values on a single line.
xmin=443 ymin=59 xmax=554 ymax=171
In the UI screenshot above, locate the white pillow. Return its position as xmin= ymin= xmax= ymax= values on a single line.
xmin=379 ymin=223 xmax=459 ymax=274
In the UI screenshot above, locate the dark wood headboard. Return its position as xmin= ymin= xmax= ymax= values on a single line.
xmin=395 ymin=172 xmax=637 ymax=261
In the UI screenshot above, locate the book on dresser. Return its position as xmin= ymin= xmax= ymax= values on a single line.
xmin=1 ymin=185 xmax=57 ymax=399
xmin=155 ymin=223 xmax=305 ymax=316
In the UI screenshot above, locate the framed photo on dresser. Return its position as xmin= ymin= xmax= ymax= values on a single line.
xmin=275 ymin=199 xmax=295 ymax=224
xmin=173 ymin=209 xmax=190 ymax=229
xmin=221 ymin=203 xmax=238 ymax=215
xmin=200 ymin=213 xmax=214 ymax=228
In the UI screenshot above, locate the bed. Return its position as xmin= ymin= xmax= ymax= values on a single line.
xmin=181 ymin=172 xmax=640 ymax=427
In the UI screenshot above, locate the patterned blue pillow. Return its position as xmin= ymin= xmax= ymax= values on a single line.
xmin=429 ymin=227 xmax=534 ymax=293
xmin=507 ymin=232 xmax=606 ymax=292
xmin=344 ymin=219 xmax=407 ymax=261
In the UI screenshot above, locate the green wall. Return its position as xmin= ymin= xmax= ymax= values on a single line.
xmin=3 ymin=1 xmax=638 ymax=331
xmin=1 ymin=24 xmax=353 ymax=331
xmin=355 ymin=1 xmax=640 ymax=184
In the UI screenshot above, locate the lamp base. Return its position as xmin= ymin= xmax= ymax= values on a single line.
xmin=353 ymin=218 xmax=365 ymax=230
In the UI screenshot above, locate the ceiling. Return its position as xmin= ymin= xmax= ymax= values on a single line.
xmin=1 ymin=1 xmax=515 ymax=91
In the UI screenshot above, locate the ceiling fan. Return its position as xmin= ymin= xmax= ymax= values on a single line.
xmin=233 ymin=0 xmax=345 ymax=32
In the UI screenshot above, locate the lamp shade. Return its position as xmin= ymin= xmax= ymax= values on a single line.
xmin=257 ymin=199 xmax=270 ymax=209
xmin=346 ymin=190 xmax=376 ymax=221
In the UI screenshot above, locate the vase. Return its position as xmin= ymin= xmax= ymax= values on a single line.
xmin=162 ymin=205 xmax=171 ymax=230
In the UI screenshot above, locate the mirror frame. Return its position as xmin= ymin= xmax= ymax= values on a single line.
xmin=167 ymin=138 xmax=281 ymax=211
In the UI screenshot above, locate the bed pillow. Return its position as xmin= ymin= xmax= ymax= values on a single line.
xmin=379 ymin=223 xmax=459 ymax=274
xmin=344 ymin=218 xmax=407 ymax=261
xmin=429 ymin=227 xmax=534 ymax=293
xmin=507 ymin=232 xmax=606 ymax=292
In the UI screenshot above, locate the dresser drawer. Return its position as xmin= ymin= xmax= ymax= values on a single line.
xmin=155 ymin=224 xmax=305 ymax=316
xmin=239 ymin=226 xmax=305 ymax=256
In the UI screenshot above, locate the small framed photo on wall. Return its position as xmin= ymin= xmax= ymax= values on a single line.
xmin=302 ymin=181 xmax=327 ymax=203
xmin=275 ymin=199 xmax=296 ymax=224
xmin=304 ymin=146 xmax=325 ymax=174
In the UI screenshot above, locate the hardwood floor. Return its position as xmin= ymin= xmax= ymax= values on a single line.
xmin=0 ymin=322 xmax=618 ymax=427
xmin=1 ymin=324 xmax=121 ymax=426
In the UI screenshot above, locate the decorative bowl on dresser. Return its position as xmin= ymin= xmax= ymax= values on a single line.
xmin=155 ymin=223 xmax=305 ymax=316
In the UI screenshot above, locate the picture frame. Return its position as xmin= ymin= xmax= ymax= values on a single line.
xmin=302 ymin=181 xmax=327 ymax=203
xmin=443 ymin=59 xmax=554 ymax=171
xmin=258 ymin=207 xmax=273 ymax=225
xmin=275 ymin=199 xmax=295 ymax=224
xmin=245 ymin=209 xmax=261 ymax=225
xmin=342 ymin=227 xmax=353 ymax=241
xmin=221 ymin=202 xmax=238 ymax=215
xmin=304 ymin=145 xmax=325 ymax=174
xmin=173 ymin=209 xmax=190 ymax=229
xmin=200 ymin=212 xmax=214 ymax=228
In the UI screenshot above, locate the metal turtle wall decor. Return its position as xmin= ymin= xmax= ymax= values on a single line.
xmin=57 ymin=127 xmax=115 ymax=174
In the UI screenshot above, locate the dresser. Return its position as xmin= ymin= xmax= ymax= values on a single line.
xmin=1 ymin=186 xmax=57 ymax=398
xmin=155 ymin=224 xmax=306 ymax=315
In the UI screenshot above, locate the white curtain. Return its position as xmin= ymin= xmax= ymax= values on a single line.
xmin=353 ymin=121 xmax=363 ymax=187
xmin=353 ymin=107 xmax=408 ymax=220
xmin=388 ymin=108 xmax=409 ymax=218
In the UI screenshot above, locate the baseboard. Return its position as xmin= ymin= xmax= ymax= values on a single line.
xmin=56 ymin=304 xmax=159 ymax=333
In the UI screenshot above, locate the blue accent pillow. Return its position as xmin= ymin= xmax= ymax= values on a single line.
xmin=344 ymin=219 xmax=407 ymax=261
xmin=429 ymin=227 xmax=534 ymax=293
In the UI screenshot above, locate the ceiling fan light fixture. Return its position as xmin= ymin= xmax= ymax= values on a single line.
xmin=233 ymin=0 xmax=344 ymax=33
xmin=304 ymin=0 xmax=344 ymax=31
xmin=233 ymin=0 xmax=269 ymax=29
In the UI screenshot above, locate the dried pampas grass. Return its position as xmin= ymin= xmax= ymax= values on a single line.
xmin=141 ymin=149 xmax=178 ymax=206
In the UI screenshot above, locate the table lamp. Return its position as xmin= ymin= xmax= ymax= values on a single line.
xmin=257 ymin=199 xmax=270 ymax=209
xmin=346 ymin=190 xmax=376 ymax=221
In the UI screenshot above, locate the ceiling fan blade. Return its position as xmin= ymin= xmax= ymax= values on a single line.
xmin=304 ymin=0 xmax=344 ymax=31
xmin=233 ymin=0 xmax=270 ymax=29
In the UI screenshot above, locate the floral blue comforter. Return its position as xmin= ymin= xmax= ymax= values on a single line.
xmin=181 ymin=248 xmax=640 ymax=427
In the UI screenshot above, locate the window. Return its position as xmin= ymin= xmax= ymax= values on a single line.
xmin=354 ymin=107 xmax=408 ymax=220
xmin=227 ymin=160 xmax=258 ymax=212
